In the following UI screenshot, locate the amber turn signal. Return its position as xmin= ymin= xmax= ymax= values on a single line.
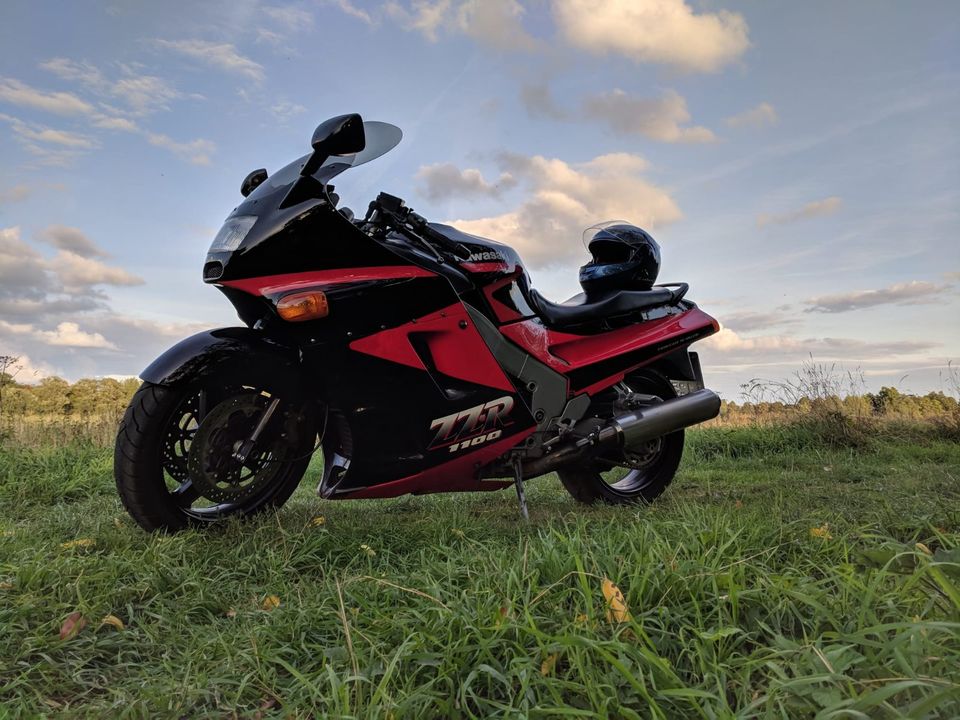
xmin=276 ymin=290 xmax=329 ymax=322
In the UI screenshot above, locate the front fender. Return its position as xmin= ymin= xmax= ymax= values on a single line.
xmin=141 ymin=327 xmax=301 ymax=386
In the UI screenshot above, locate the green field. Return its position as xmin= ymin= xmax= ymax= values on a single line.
xmin=1 ymin=424 xmax=959 ymax=718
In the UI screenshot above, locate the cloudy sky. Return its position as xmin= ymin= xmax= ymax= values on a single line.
xmin=0 ymin=0 xmax=958 ymax=398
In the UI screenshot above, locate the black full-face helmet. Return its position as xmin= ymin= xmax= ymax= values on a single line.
xmin=578 ymin=221 xmax=661 ymax=297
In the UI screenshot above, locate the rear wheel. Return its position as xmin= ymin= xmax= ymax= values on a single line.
xmin=557 ymin=370 xmax=684 ymax=505
xmin=114 ymin=369 xmax=317 ymax=532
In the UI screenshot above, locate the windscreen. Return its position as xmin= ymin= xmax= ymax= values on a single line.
xmin=247 ymin=120 xmax=402 ymax=201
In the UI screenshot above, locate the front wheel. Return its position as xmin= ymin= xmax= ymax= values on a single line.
xmin=557 ymin=370 xmax=684 ymax=505
xmin=115 ymin=372 xmax=317 ymax=532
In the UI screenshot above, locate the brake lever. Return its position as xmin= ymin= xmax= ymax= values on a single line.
xmin=407 ymin=211 xmax=472 ymax=260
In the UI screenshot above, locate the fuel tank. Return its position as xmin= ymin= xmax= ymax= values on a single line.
xmin=427 ymin=223 xmax=538 ymax=324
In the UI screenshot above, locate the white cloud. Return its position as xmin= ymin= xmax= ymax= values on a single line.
xmin=725 ymin=102 xmax=777 ymax=128
xmin=520 ymin=80 xmax=568 ymax=120
xmin=0 ymin=319 xmax=115 ymax=350
xmin=49 ymin=251 xmax=144 ymax=289
xmin=146 ymin=133 xmax=215 ymax=165
xmin=2 ymin=115 xmax=97 ymax=149
xmin=384 ymin=0 xmax=535 ymax=49
xmin=262 ymin=5 xmax=314 ymax=30
xmin=0 ymin=113 xmax=97 ymax=166
xmin=91 ymin=115 xmax=139 ymax=132
xmin=40 ymin=57 xmax=181 ymax=116
xmin=270 ymin=100 xmax=307 ymax=122
xmin=0 ymin=225 xmax=208 ymax=379
xmin=154 ymin=39 xmax=265 ymax=83
xmin=448 ymin=151 xmax=681 ymax=268
xmin=0 ymin=353 xmax=54 ymax=383
xmin=719 ymin=310 xmax=800 ymax=333
xmin=326 ymin=0 xmax=374 ymax=25
xmin=35 ymin=225 xmax=108 ymax=258
xmin=37 ymin=58 xmax=105 ymax=88
xmin=416 ymin=163 xmax=517 ymax=200
xmin=0 ymin=77 xmax=95 ymax=115
xmin=552 ymin=0 xmax=749 ymax=73
xmin=757 ymin=196 xmax=842 ymax=227
xmin=34 ymin=322 xmax=117 ymax=349
xmin=583 ymin=89 xmax=716 ymax=143
xmin=703 ymin=326 xmax=935 ymax=359
xmin=804 ymin=280 xmax=952 ymax=313
xmin=111 ymin=71 xmax=181 ymax=116
xmin=0 ymin=226 xmax=53 ymax=299
xmin=385 ymin=0 xmax=452 ymax=41
xmin=0 ymin=184 xmax=32 ymax=204
xmin=454 ymin=0 xmax=537 ymax=51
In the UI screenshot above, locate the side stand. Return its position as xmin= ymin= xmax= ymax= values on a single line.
xmin=512 ymin=456 xmax=529 ymax=521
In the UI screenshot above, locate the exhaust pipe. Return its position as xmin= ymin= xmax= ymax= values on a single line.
xmin=519 ymin=388 xmax=721 ymax=478
xmin=588 ymin=388 xmax=721 ymax=450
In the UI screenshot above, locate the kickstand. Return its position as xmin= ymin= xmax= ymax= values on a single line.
xmin=512 ymin=456 xmax=529 ymax=521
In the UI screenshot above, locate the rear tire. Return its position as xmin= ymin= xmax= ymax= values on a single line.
xmin=557 ymin=370 xmax=684 ymax=505
xmin=115 ymin=377 xmax=315 ymax=532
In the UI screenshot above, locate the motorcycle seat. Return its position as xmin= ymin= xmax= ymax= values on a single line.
xmin=528 ymin=285 xmax=685 ymax=329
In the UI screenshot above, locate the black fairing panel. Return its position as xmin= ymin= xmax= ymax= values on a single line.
xmin=140 ymin=327 xmax=301 ymax=386
xmin=210 ymin=198 xmax=406 ymax=282
xmin=303 ymin=344 xmax=533 ymax=490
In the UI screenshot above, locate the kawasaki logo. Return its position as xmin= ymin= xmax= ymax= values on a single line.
xmin=467 ymin=250 xmax=505 ymax=263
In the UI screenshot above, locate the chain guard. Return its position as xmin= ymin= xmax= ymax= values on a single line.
xmin=186 ymin=393 xmax=289 ymax=504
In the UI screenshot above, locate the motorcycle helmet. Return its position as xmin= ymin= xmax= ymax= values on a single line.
xmin=578 ymin=221 xmax=661 ymax=297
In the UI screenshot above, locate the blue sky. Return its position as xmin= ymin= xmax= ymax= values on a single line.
xmin=0 ymin=0 xmax=958 ymax=399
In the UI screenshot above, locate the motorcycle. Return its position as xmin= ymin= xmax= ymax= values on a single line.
xmin=114 ymin=114 xmax=721 ymax=531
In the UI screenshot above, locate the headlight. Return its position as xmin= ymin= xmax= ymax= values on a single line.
xmin=208 ymin=215 xmax=257 ymax=253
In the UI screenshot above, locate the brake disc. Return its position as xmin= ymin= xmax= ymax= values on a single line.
xmin=161 ymin=391 xmax=201 ymax=482
xmin=186 ymin=393 xmax=286 ymax=504
xmin=621 ymin=437 xmax=663 ymax=469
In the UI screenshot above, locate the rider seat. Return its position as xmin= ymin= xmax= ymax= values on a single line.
xmin=527 ymin=285 xmax=686 ymax=329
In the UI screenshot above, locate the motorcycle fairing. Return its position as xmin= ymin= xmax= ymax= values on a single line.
xmin=499 ymin=306 xmax=718 ymax=395
xmin=210 ymin=254 xmax=715 ymax=496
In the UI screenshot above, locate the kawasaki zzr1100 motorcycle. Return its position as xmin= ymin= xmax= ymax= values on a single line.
xmin=115 ymin=114 xmax=721 ymax=531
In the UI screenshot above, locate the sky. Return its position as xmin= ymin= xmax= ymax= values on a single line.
xmin=0 ymin=0 xmax=958 ymax=400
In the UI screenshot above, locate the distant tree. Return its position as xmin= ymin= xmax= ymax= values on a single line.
xmin=67 ymin=378 xmax=102 ymax=415
xmin=0 ymin=354 xmax=23 ymax=425
xmin=33 ymin=377 xmax=71 ymax=414
xmin=119 ymin=377 xmax=141 ymax=399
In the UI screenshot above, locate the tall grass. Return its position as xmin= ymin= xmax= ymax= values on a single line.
xmin=1 ymin=427 xmax=958 ymax=717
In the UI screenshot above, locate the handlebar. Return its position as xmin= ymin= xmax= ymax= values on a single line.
xmin=367 ymin=192 xmax=472 ymax=262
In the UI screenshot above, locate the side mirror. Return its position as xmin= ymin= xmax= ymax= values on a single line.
xmin=240 ymin=168 xmax=268 ymax=197
xmin=311 ymin=113 xmax=365 ymax=156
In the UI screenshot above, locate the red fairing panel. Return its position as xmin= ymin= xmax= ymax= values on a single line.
xmin=342 ymin=427 xmax=533 ymax=499
xmin=500 ymin=307 xmax=717 ymax=372
xmin=219 ymin=266 xmax=436 ymax=296
xmin=350 ymin=303 xmax=516 ymax=393
xmin=481 ymin=269 xmax=528 ymax=324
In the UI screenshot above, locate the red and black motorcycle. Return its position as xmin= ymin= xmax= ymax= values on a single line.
xmin=115 ymin=114 xmax=721 ymax=531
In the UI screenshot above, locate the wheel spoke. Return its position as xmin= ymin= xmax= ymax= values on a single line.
xmin=172 ymin=479 xmax=201 ymax=507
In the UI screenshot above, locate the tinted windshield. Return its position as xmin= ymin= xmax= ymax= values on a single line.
xmin=248 ymin=120 xmax=402 ymax=201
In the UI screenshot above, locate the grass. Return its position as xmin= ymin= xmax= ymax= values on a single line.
xmin=1 ymin=424 xmax=959 ymax=718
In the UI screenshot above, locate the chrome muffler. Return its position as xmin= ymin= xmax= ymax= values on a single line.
xmin=520 ymin=389 xmax=721 ymax=478
xmin=584 ymin=388 xmax=721 ymax=450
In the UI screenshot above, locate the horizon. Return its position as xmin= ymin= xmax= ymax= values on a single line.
xmin=1 ymin=0 xmax=958 ymax=399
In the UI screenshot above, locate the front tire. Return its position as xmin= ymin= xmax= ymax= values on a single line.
xmin=115 ymin=377 xmax=316 ymax=532
xmin=557 ymin=370 xmax=684 ymax=505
